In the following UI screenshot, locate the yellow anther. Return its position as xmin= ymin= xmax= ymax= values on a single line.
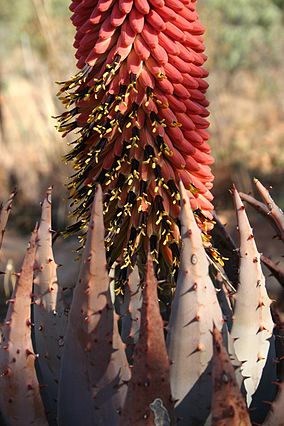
xmin=156 ymin=72 xmax=167 ymax=80
xmin=170 ymin=121 xmax=182 ymax=128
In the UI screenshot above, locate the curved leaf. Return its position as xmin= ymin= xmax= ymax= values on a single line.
xmin=58 ymin=185 xmax=130 ymax=426
xmin=120 ymin=265 xmax=142 ymax=362
xmin=32 ymin=187 xmax=67 ymax=424
xmin=211 ymin=326 xmax=251 ymax=426
xmin=231 ymin=188 xmax=274 ymax=405
xmin=0 ymin=228 xmax=48 ymax=425
xmin=120 ymin=253 xmax=174 ymax=425
xmin=0 ymin=191 xmax=16 ymax=254
xmin=262 ymin=382 xmax=284 ymax=426
xmin=167 ymin=182 xmax=223 ymax=425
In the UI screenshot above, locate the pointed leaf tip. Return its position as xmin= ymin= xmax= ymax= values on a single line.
xmin=231 ymin=187 xmax=274 ymax=405
xmin=167 ymin=183 xmax=223 ymax=424
xmin=0 ymin=191 xmax=16 ymax=252
xmin=58 ymin=184 xmax=130 ymax=426
xmin=254 ymin=179 xmax=284 ymax=240
xmin=0 ymin=229 xmax=48 ymax=425
xmin=120 ymin=253 xmax=174 ymax=425
xmin=33 ymin=186 xmax=66 ymax=425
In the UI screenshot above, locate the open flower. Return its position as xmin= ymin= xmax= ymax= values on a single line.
xmin=57 ymin=0 xmax=215 ymax=281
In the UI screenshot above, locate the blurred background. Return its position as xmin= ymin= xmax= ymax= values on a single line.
xmin=0 ymin=0 xmax=283 ymax=301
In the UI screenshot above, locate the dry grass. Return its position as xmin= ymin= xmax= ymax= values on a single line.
xmin=1 ymin=71 xmax=66 ymax=200
xmin=209 ymin=70 xmax=284 ymax=174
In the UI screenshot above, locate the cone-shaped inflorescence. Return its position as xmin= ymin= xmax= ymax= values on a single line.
xmin=57 ymin=0 xmax=215 ymax=282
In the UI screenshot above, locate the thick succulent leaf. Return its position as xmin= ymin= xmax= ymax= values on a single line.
xmin=250 ymin=289 xmax=278 ymax=426
xmin=249 ymin=341 xmax=277 ymax=424
xmin=261 ymin=254 xmax=284 ymax=289
xmin=262 ymin=382 xmax=284 ymax=426
xmin=231 ymin=188 xmax=274 ymax=405
xmin=166 ymin=182 xmax=223 ymax=425
xmin=0 ymin=228 xmax=48 ymax=425
xmin=0 ymin=191 xmax=16 ymax=253
xmin=211 ymin=326 xmax=251 ymax=426
xmin=58 ymin=185 xmax=130 ymax=426
xmin=32 ymin=187 xmax=67 ymax=424
xmin=239 ymin=193 xmax=270 ymax=219
xmin=215 ymin=275 xmax=234 ymax=331
xmin=254 ymin=178 xmax=284 ymax=241
xmin=240 ymin=178 xmax=284 ymax=242
xmin=120 ymin=265 xmax=142 ymax=361
xmin=211 ymin=213 xmax=239 ymax=288
xmin=272 ymin=308 xmax=284 ymax=381
xmin=221 ymin=325 xmax=243 ymax=391
xmin=214 ymin=281 xmax=242 ymax=388
xmin=120 ymin=253 xmax=174 ymax=426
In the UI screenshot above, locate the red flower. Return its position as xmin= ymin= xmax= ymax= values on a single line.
xmin=57 ymin=0 xmax=215 ymax=280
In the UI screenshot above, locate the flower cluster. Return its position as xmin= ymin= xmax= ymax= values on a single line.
xmin=57 ymin=0 xmax=215 ymax=281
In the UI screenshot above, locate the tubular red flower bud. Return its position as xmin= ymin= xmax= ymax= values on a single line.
xmin=57 ymin=0 xmax=215 ymax=281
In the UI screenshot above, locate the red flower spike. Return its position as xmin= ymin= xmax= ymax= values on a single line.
xmin=57 ymin=0 xmax=214 ymax=281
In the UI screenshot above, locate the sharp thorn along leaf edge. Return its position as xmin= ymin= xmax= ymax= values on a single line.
xmin=32 ymin=187 xmax=67 ymax=426
xmin=120 ymin=251 xmax=174 ymax=425
xmin=211 ymin=325 xmax=251 ymax=426
xmin=0 ymin=227 xmax=49 ymax=426
xmin=167 ymin=181 xmax=223 ymax=425
xmin=231 ymin=187 xmax=275 ymax=408
xmin=0 ymin=190 xmax=16 ymax=254
xmin=58 ymin=185 xmax=130 ymax=426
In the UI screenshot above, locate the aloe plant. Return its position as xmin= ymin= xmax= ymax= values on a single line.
xmin=0 ymin=179 xmax=283 ymax=425
xmin=0 ymin=0 xmax=284 ymax=425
